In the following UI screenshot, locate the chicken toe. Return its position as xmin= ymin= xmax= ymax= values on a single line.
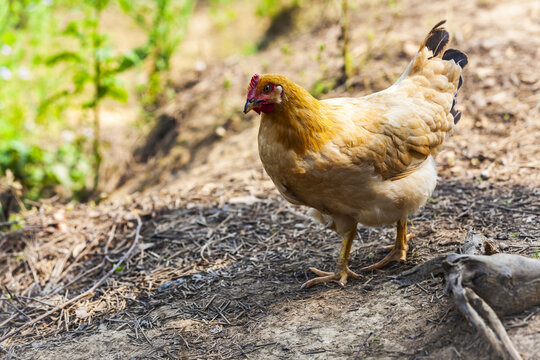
xmin=384 ymin=234 xmax=415 ymax=251
xmin=361 ymin=219 xmax=412 ymax=271
xmin=360 ymin=246 xmax=409 ymax=271
xmin=301 ymin=266 xmax=360 ymax=289
xmin=301 ymin=229 xmax=360 ymax=288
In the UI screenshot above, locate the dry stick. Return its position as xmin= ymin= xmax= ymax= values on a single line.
xmin=1 ymin=299 xmax=32 ymax=321
xmin=52 ymin=222 xmax=117 ymax=292
xmin=353 ymin=331 xmax=373 ymax=360
xmin=452 ymin=274 xmax=522 ymax=360
xmin=0 ymin=214 xmax=142 ymax=344
xmin=0 ymin=314 xmax=17 ymax=331
xmin=465 ymin=289 xmax=522 ymax=360
xmin=47 ymin=260 xmax=105 ymax=297
xmin=490 ymin=203 xmax=539 ymax=216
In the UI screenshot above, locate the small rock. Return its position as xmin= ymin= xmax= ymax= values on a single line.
xmin=215 ymin=126 xmax=226 ymax=137
xmin=210 ymin=325 xmax=222 ymax=334
xmin=471 ymin=92 xmax=487 ymax=108
xmin=195 ymin=60 xmax=207 ymax=72
xmin=228 ymin=196 xmax=260 ymax=205
xmin=158 ymin=281 xmax=173 ymax=292
xmin=520 ymin=72 xmax=538 ymax=84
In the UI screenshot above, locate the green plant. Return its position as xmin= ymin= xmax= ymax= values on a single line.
xmin=0 ymin=139 xmax=92 ymax=201
xmin=255 ymin=0 xmax=295 ymax=17
xmin=42 ymin=0 xmax=149 ymax=193
xmin=0 ymin=0 xmax=201 ymax=203
xmin=340 ymin=0 xmax=352 ymax=82
xmin=209 ymin=0 xmax=237 ymax=28
xmin=310 ymin=79 xmax=334 ymax=97
xmin=119 ymin=0 xmax=196 ymax=107
xmin=0 ymin=1 xmax=96 ymax=201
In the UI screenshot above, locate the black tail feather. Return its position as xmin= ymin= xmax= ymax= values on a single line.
xmin=422 ymin=20 xmax=450 ymax=57
xmin=442 ymin=49 xmax=468 ymax=68
xmin=450 ymin=99 xmax=461 ymax=124
xmin=443 ymin=48 xmax=467 ymax=91
xmin=443 ymin=48 xmax=467 ymax=124
xmin=452 ymin=111 xmax=462 ymax=124
xmin=421 ymin=22 xmax=467 ymax=125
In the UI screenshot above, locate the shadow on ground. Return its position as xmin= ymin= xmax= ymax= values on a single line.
xmin=13 ymin=179 xmax=539 ymax=360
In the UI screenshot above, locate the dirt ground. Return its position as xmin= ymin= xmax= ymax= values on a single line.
xmin=2 ymin=0 xmax=540 ymax=359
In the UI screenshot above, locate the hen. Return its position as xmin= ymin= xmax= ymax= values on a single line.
xmin=244 ymin=21 xmax=467 ymax=288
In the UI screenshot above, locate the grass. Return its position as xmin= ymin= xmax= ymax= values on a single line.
xmin=310 ymin=79 xmax=334 ymax=97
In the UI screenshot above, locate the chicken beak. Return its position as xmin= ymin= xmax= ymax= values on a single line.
xmin=244 ymin=99 xmax=263 ymax=114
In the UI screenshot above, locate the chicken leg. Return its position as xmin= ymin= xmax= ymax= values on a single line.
xmin=301 ymin=229 xmax=360 ymax=288
xmin=361 ymin=219 xmax=412 ymax=271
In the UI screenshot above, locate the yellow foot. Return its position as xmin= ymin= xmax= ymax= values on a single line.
xmin=361 ymin=241 xmax=411 ymax=272
xmin=301 ymin=266 xmax=361 ymax=289
xmin=384 ymin=234 xmax=415 ymax=251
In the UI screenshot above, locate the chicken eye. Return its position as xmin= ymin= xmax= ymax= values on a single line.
xmin=263 ymin=84 xmax=272 ymax=93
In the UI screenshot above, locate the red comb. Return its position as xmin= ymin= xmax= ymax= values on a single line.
xmin=248 ymin=74 xmax=260 ymax=99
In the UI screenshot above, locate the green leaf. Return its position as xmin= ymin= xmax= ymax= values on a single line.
xmin=113 ymin=46 xmax=149 ymax=73
xmin=51 ymin=163 xmax=72 ymax=187
xmin=1 ymin=31 xmax=16 ymax=45
xmin=95 ymin=47 xmax=113 ymax=62
xmin=117 ymin=0 xmax=133 ymax=14
xmin=63 ymin=21 xmax=81 ymax=38
xmin=73 ymin=70 xmax=93 ymax=91
xmin=85 ymin=0 xmax=110 ymax=12
xmin=45 ymin=52 xmax=83 ymax=66
xmin=38 ymin=90 xmax=71 ymax=115
xmin=102 ymin=82 xmax=128 ymax=103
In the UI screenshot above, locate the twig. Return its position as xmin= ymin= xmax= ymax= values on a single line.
xmin=449 ymin=269 xmax=522 ymax=360
xmin=0 ymin=229 xmax=23 ymax=240
xmin=203 ymin=294 xmax=217 ymax=311
xmin=47 ymin=260 xmax=105 ymax=297
xmin=0 ymin=314 xmax=17 ymax=330
xmin=0 ymin=299 xmax=32 ymax=321
xmin=16 ymin=296 xmax=56 ymax=308
xmin=53 ymin=220 xmax=119 ymax=290
xmin=353 ymin=331 xmax=373 ymax=360
xmin=135 ymin=318 xmax=153 ymax=347
xmin=0 ymin=213 xmax=142 ymax=344
xmin=490 ymin=203 xmax=539 ymax=216
xmin=465 ymin=288 xmax=522 ymax=360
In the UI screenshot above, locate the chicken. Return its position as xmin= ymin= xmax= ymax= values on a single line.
xmin=244 ymin=21 xmax=467 ymax=288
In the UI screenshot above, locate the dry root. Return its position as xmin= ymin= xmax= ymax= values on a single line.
xmin=396 ymin=232 xmax=540 ymax=360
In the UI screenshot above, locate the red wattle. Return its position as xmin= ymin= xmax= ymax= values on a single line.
xmin=260 ymin=103 xmax=275 ymax=113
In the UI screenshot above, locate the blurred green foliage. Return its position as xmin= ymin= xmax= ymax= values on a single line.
xmin=0 ymin=0 xmax=295 ymax=204
xmin=256 ymin=0 xmax=288 ymax=17
xmin=118 ymin=0 xmax=195 ymax=108
xmin=0 ymin=0 xmax=195 ymax=202
xmin=0 ymin=139 xmax=92 ymax=200
xmin=0 ymin=0 xmax=93 ymax=200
